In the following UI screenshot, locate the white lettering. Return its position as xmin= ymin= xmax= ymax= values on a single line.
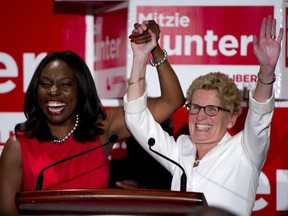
xmin=94 ymin=17 xmax=103 ymax=35
xmin=0 ymin=52 xmax=18 ymax=93
xmin=205 ymin=30 xmax=218 ymax=56
xmin=138 ymin=12 xmax=190 ymax=27
xmin=160 ymin=31 xmax=253 ymax=57
xmin=94 ymin=36 xmax=121 ymax=61
xmin=219 ymin=35 xmax=238 ymax=56
xmin=240 ymin=35 xmax=253 ymax=55
xmin=253 ymin=170 xmax=288 ymax=212
xmin=184 ymin=35 xmax=203 ymax=56
xmin=254 ymin=172 xmax=270 ymax=211
xmin=0 ymin=52 xmax=47 ymax=94
xmin=277 ymin=170 xmax=288 ymax=211
xmin=23 ymin=53 xmax=47 ymax=92
xmin=163 ymin=35 xmax=182 ymax=55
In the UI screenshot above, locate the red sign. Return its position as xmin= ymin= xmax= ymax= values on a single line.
xmin=0 ymin=0 xmax=86 ymax=112
xmin=94 ymin=8 xmax=128 ymax=70
xmin=93 ymin=7 xmax=128 ymax=99
xmin=137 ymin=6 xmax=274 ymax=65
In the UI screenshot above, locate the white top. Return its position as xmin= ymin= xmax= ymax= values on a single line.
xmin=124 ymin=90 xmax=274 ymax=216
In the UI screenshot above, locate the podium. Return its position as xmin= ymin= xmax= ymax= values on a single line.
xmin=16 ymin=189 xmax=207 ymax=215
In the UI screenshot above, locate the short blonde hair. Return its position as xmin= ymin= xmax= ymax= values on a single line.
xmin=186 ymin=72 xmax=242 ymax=116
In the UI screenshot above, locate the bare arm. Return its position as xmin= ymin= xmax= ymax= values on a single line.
xmin=147 ymin=45 xmax=185 ymax=122
xmin=130 ymin=20 xmax=185 ymax=121
xmin=0 ymin=135 xmax=22 ymax=215
xmin=103 ymin=21 xmax=185 ymax=144
xmin=253 ymin=15 xmax=283 ymax=102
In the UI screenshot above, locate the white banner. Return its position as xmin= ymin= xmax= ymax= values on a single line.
xmin=127 ymin=0 xmax=287 ymax=101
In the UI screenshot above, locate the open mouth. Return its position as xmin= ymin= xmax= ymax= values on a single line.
xmin=195 ymin=123 xmax=212 ymax=130
xmin=47 ymin=101 xmax=65 ymax=115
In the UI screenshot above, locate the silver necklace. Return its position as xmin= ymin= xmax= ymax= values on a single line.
xmin=52 ymin=115 xmax=79 ymax=143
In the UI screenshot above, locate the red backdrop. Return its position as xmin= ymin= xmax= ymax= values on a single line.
xmin=0 ymin=1 xmax=287 ymax=215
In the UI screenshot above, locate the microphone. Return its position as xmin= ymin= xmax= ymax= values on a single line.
xmin=35 ymin=134 xmax=118 ymax=190
xmin=148 ymin=138 xmax=187 ymax=192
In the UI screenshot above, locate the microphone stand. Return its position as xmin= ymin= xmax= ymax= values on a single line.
xmin=148 ymin=138 xmax=187 ymax=192
xmin=35 ymin=135 xmax=118 ymax=190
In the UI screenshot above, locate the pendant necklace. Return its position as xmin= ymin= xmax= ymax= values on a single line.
xmin=193 ymin=151 xmax=201 ymax=167
xmin=51 ymin=115 xmax=79 ymax=144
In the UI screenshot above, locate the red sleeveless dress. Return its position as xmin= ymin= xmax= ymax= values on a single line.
xmin=18 ymin=133 xmax=110 ymax=190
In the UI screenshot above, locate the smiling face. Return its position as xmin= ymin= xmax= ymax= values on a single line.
xmin=37 ymin=59 xmax=78 ymax=126
xmin=188 ymin=89 xmax=237 ymax=147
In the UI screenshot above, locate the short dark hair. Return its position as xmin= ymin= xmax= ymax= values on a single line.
xmin=15 ymin=50 xmax=106 ymax=142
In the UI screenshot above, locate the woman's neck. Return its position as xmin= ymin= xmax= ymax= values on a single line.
xmin=195 ymin=143 xmax=218 ymax=159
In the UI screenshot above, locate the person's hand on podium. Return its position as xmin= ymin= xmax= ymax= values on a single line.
xmin=115 ymin=179 xmax=146 ymax=189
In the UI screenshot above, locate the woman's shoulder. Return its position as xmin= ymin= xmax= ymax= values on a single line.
xmin=177 ymin=134 xmax=191 ymax=143
xmin=176 ymin=134 xmax=194 ymax=148
xmin=6 ymin=134 xmax=19 ymax=146
xmin=2 ymin=134 xmax=21 ymax=160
